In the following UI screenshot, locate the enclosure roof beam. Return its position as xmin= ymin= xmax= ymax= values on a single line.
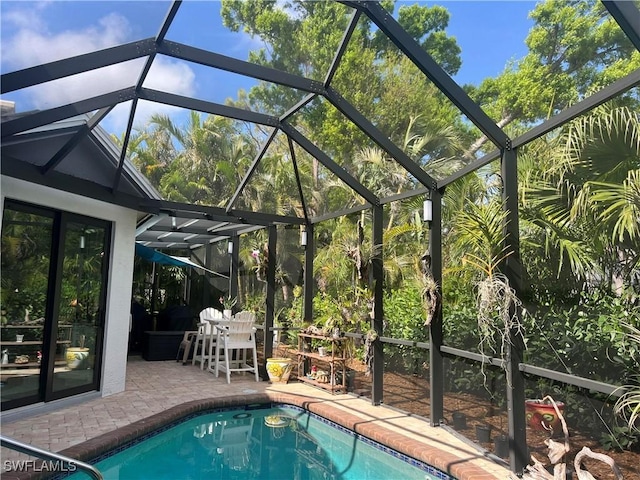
xmin=344 ymin=0 xmax=509 ymax=150
xmin=41 ymin=106 xmax=114 ymax=175
xmin=309 ymin=202 xmax=371 ymax=225
xmin=510 ymin=68 xmax=640 ymax=150
xmin=157 ymin=40 xmax=325 ymax=94
xmin=116 ymin=2 xmax=181 ymax=194
xmin=156 ymin=1 xmax=181 ymax=43
xmin=288 ymin=136 xmax=310 ymax=224
xmin=603 ymin=1 xmax=640 ymax=52
xmin=1 ymin=88 xmax=136 ymax=139
xmin=226 ymin=128 xmax=279 ymax=213
xmin=380 ymin=187 xmax=429 ymax=206
xmin=137 ymin=88 xmax=279 ymax=126
xmin=279 ymin=94 xmax=316 ymax=122
xmin=438 ymin=150 xmax=502 ymax=189
xmin=279 ymin=121 xmax=379 ymax=206
xmin=324 ymin=86 xmax=437 ymax=189
xmin=139 ymin=198 xmax=305 ymax=226
xmin=0 ymin=39 xmax=155 ymax=94
xmin=324 ymin=9 xmax=361 ymax=87
xmin=438 ymin=65 xmax=640 ymax=190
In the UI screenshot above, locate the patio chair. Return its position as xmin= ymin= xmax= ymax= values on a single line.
xmin=192 ymin=307 xmax=223 ymax=369
xmin=220 ymin=417 xmax=254 ymax=470
xmin=214 ymin=311 xmax=259 ymax=383
xmin=176 ymin=330 xmax=198 ymax=365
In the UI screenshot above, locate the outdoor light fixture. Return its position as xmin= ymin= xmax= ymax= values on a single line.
xmin=300 ymin=229 xmax=308 ymax=247
xmin=423 ymin=198 xmax=433 ymax=223
xmin=79 ymin=236 xmax=85 ymax=249
xmin=227 ymin=241 xmax=233 ymax=254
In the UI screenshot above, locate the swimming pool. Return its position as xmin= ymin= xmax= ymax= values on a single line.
xmin=66 ymin=404 xmax=453 ymax=479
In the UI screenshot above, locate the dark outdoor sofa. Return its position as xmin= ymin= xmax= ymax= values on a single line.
xmin=142 ymin=305 xmax=196 ymax=361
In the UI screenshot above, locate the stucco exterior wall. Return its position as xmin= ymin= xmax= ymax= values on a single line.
xmin=1 ymin=176 xmax=137 ymax=397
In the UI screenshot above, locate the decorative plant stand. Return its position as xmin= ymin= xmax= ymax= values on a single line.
xmin=296 ymin=333 xmax=347 ymax=394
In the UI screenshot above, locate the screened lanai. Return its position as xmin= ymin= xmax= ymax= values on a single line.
xmin=1 ymin=0 xmax=640 ymax=476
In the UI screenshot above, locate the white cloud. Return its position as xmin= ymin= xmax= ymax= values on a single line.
xmin=228 ymin=30 xmax=267 ymax=56
xmin=1 ymin=3 xmax=197 ymax=135
xmin=2 ymin=11 xmax=131 ymax=69
xmin=1 ymin=1 xmax=50 ymax=32
xmin=103 ymin=59 xmax=197 ymax=134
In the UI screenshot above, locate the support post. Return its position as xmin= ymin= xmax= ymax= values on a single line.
xmin=229 ymin=235 xmax=239 ymax=309
xmin=262 ymin=225 xmax=277 ymax=379
xmin=203 ymin=242 xmax=213 ymax=307
xmin=429 ymin=189 xmax=444 ymax=426
xmin=303 ymin=223 xmax=314 ymax=322
xmin=371 ymin=204 xmax=384 ymax=405
xmin=501 ymin=147 xmax=527 ymax=474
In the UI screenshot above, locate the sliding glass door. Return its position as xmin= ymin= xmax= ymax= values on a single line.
xmin=1 ymin=201 xmax=110 ymax=409
xmin=51 ymin=220 xmax=108 ymax=396
xmin=1 ymin=203 xmax=55 ymax=407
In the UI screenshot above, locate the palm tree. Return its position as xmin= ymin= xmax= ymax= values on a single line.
xmin=147 ymin=112 xmax=256 ymax=206
xmin=520 ymin=103 xmax=640 ymax=293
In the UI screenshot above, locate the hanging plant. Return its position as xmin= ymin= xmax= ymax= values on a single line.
xmin=474 ymin=270 xmax=524 ymax=362
xmin=363 ymin=329 xmax=378 ymax=377
xmin=419 ymin=252 xmax=441 ymax=326
xmin=457 ymin=200 xmax=526 ymax=381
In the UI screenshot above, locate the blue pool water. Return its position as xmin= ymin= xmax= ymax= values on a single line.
xmin=68 ymin=405 xmax=451 ymax=479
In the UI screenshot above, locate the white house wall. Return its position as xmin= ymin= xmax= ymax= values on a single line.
xmin=0 ymin=175 xmax=136 ymax=397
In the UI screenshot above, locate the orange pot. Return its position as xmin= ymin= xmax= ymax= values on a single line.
xmin=525 ymin=399 xmax=565 ymax=432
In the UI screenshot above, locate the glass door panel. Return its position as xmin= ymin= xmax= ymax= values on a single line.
xmin=52 ymin=220 xmax=108 ymax=394
xmin=1 ymin=205 xmax=54 ymax=407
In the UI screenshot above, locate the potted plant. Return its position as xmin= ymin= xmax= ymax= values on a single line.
xmin=266 ymin=357 xmax=293 ymax=383
xmin=221 ymin=295 xmax=237 ymax=318
xmin=452 ymin=411 xmax=467 ymax=430
xmin=476 ymin=424 xmax=492 ymax=443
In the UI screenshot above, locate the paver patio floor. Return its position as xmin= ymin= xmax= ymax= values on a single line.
xmin=1 ymin=355 xmax=510 ymax=479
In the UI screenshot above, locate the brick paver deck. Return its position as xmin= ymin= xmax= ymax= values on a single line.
xmin=1 ymin=356 xmax=510 ymax=479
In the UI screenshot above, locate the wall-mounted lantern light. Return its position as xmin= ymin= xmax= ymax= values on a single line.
xmin=300 ymin=229 xmax=308 ymax=247
xmin=423 ymin=198 xmax=433 ymax=224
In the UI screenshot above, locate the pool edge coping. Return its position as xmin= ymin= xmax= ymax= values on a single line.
xmin=4 ymin=392 xmax=504 ymax=480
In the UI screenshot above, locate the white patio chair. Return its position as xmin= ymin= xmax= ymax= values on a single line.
xmin=220 ymin=417 xmax=254 ymax=470
xmin=192 ymin=307 xmax=223 ymax=369
xmin=214 ymin=311 xmax=259 ymax=383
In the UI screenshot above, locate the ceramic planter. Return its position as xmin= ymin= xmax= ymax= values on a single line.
xmin=266 ymin=357 xmax=293 ymax=383
xmin=525 ymin=399 xmax=565 ymax=432
xmin=66 ymin=347 xmax=90 ymax=369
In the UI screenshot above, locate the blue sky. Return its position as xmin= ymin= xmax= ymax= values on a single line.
xmin=0 ymin=1 xmax=536 ymax=135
